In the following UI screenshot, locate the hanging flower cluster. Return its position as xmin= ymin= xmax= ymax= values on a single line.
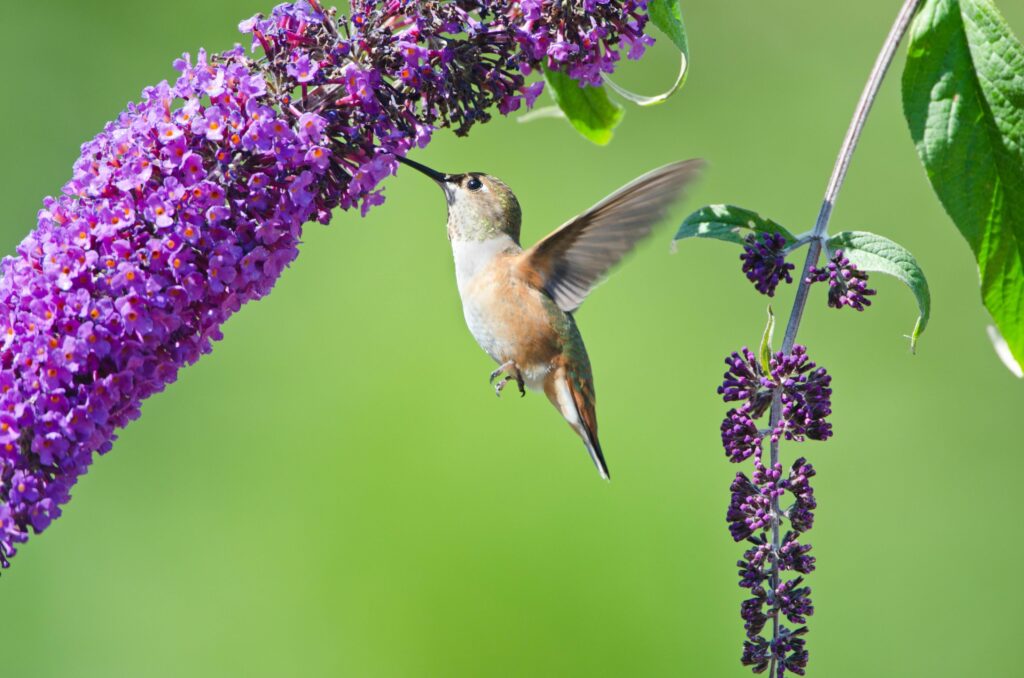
xmin=732 ymin=457 xmax=816 ymax=675
xmin=719 ymin=345 xmax=833 ymax=451
xmin=0 ymin=0 xmax=657 ymax=570
xmin=718 ymin=345 xmax=830 ymax=675
xmin=740 ymin=233 xmax=795 ymax=297
xmin=807 ymin=249 xmax=876 ymax=311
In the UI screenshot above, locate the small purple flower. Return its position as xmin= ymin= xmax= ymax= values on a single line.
xmin=807 ymin=249 xmax=876 ymax=311
xmin=199 ymin=107 xmax=226 ymax=141
xmin=0 ymin=501 xmax=27 ymax=569
xmin=740 ymin=233 xmax=795 ymax=297
xmin=287 ymin=54 xmax=320 ymax=84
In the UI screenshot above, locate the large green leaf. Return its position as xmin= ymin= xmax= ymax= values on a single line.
xmin=903 ymin=0 xmax=1024 ymax=371
xmin=542 ymin=67 xmax=624 ymax=145
xmin=605 ymin=0 xmax=689 ymax=106
xmin=828 ymin=231 xmax=932 ymax=352
xmin=675 ymin=204 xmax=796 ymax=246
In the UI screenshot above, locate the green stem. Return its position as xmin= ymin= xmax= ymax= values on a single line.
xmin=766 ymin=0 xmax=923 ymax=673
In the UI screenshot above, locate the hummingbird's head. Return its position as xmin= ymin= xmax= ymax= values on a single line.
xmin=396 ymin=156 xmax=521 ymax=244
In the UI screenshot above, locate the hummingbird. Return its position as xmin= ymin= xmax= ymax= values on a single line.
xmin=396 ymin=155 xmax=703 ymax=480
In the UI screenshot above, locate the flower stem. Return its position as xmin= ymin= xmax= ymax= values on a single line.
xmin=766 ymin=0 xmax=922 ymax=673
xmin=780 ymin=0 xmax=923 ymax=354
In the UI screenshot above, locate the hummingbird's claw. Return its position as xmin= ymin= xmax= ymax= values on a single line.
xmin=494 ymin=374 xmax=526 ymax=398
xmin=489 ymin=360 xmax=514 ymax=384
xmin=494 ymin=378 xmax=509 ymax=397
xmin=490 ymin=361 xmax=525 ymax=398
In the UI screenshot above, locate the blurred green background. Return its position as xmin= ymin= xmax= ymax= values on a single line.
xmin=2 ymin=1 xmax=1023 ymax=676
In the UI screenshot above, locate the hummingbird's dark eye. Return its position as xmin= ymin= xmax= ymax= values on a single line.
xmin=466 ymin=177 xmax=483 ymax=191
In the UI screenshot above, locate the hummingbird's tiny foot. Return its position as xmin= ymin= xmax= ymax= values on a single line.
xmin=494 ymin=375 xmax=516 ymax=398
xmin=489 ymin=360 xmax=517 ymax=385
xmin=516 ymin=373 xmax=525 ymax=397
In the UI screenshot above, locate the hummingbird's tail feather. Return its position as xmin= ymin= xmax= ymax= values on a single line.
xmin=545 ymin=366 xmax=610 ymax=481
xmin=580 ymin=425 xmax=610 ymax=482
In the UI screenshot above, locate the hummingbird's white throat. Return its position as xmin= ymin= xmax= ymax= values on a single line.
xmin=450 ymin=235 xmax=520 ymax=296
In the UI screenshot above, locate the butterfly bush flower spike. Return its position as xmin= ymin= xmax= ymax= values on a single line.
xmin=0 ymin=0 xmax=658 ymax=570
xmin=719 ymin=344 xmax=828 ymax=676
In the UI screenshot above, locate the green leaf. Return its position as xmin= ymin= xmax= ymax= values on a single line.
xmin=604 ymin=0 xmax=689 ymax=106
xmin=542 ymin=67 xmax=624 ymax=145
xmin=827 ymin=231 xmax=932 ymax=352
xmin=675 ymin=204 xmax=796 ymax=246
xmin=758 ymin=306 xmax=776 ymax=374
xmin=903 ymin=0 xmax=1024 ymax=370
xmin=650 ymin=0 xmax=690 ymax=55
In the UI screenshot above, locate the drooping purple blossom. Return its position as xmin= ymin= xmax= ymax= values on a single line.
xmin=729 ymin=458 xmax=818 ymax=676
xmin=740 ymin=233 xmax=795 ymax=297
xmin=0 ymin=0 xmax=658 ymax=570
xmin=719 ymin=345 xmax=827 ymax=676
xmin=807 ymin=249 xmax=876 ymax=311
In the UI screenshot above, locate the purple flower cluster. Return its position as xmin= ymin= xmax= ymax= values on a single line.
xmin=719 ymin=345 xmax=832 ymax=454
xmin=807 ymin=249 xmax=876 ymax=311
xmin=740 ymin=233 xmax=795 ymax=297
xmin=742 ymin=625 xmax=809 ymax=676
xmin=732 ymin=458 xmax=817 ymax=676
xmin=0 ymin=46 xmax=326 ymax=568
xmin=719 ymin=347 xmax=828 ymax=675
xmin=0 ymin=1 xmax=658 ymax=570
xmin=520 ymin=0 xmax=655 ymax=85
xmin=239 ymin=0 xmax=652 ymax=154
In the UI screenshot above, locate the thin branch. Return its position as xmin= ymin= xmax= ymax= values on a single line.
xmin=766 ymin=0 xmax=923 ymax=673
xmin=781 ymin=0 xmax=924 ymax=354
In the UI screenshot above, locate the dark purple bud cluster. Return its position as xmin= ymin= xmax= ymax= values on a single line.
xmin=807 ymin=249 xmax=876 ymax=311
xmin=719 ymin=346 xmax=828 ymax=675
xmin=0 ymin=0 xmax=657 ymax=570
xmin=718 ymin=345 xmax=833 ymax=455
xmin=721 ymin=408 xmax=762 ymax=463
xmin=732 ymin=459 xmax=817 ymax=676
xmin=740 ymin=233 xmax=795 ymax=297
xmin=742 ymin=625 xmax=809 ymax=676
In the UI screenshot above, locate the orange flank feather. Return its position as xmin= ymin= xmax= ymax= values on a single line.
xmin=544 ymin=356 xmax=608 ymax=480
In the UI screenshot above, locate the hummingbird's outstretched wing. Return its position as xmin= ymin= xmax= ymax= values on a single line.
xmin=520 ymin=159 xmax=703 ymax=313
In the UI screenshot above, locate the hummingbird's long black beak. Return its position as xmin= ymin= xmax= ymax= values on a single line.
xmin=395 ymin=155 xmax=450 ymax=184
